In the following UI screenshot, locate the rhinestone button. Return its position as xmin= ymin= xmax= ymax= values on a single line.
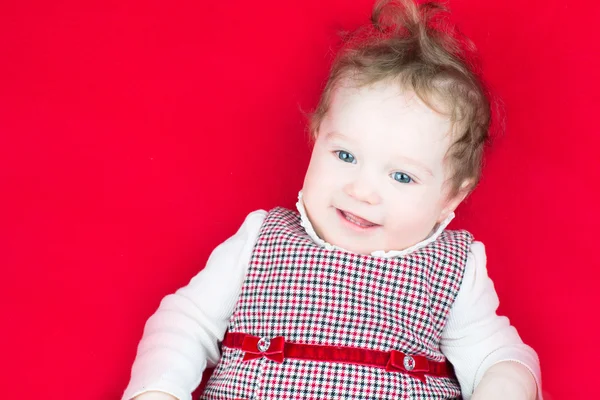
xmin=257 ymin=337 xmax=270 ymax=353
xmin=403 ymin=355 xmax=416 ymax=371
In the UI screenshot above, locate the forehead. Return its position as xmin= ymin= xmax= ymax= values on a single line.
xmin=322 ymin=80 xmax=453 ymax=164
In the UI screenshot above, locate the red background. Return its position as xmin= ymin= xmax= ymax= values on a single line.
xmin=1 ymin=1 xmax=598 ymax=399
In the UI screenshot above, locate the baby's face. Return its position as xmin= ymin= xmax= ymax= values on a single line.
xmin=302 ymin=80 xmax=461 ymax=254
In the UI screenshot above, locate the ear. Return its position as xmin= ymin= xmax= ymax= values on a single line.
xmin=437 ymin=179 xmax=473 ymax=224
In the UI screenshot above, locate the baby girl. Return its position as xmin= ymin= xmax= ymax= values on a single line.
xmin=122 ymin=0 xmax=541 ymax=398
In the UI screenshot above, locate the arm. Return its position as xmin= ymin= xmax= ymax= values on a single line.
xmin=122 ymin=210 xmax=267 ymax=400
xmin=440 ymin=241 xmax=542 ymax=400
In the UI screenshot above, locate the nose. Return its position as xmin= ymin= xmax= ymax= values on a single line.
xmin=343 ymin=175 xmax=382 ymax=205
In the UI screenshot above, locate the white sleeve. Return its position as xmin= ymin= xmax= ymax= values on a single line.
xmin=440 ymin=241 xmax=542 ymax=399
xmin=121 ymin=210 xmax=267 ymax=400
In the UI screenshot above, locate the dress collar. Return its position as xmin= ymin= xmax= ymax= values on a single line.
xmin=295 ymin=191 xmax=455 ymax=258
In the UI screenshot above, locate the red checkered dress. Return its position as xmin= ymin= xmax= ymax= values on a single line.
xmin=201 ymin=207 xmax=473 ymax=400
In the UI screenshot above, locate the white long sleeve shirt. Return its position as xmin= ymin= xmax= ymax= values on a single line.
xmin=122 ymin=198 xmax=541 ymax=400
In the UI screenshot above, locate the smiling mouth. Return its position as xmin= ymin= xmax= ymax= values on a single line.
xmin=337 ymin=209 xmax=379 ymax=229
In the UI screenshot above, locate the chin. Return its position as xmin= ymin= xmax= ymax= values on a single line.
xmin=329 ymin=236 xmax=376 ymax=255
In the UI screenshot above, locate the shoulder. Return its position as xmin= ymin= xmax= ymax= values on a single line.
xmin=435 ymin=229 xmax=475 ymax=258
xmin=465 ymin=241 xmax=488 ymax=278
xmin=256 ymin=207 xmax=304 ymax=234
xmin=455 ymin=240 xmax=497 ymax=306
xmin=467 ymin=241 xmax=487 ymax=266
xmin=426 ymin=229 xmax=475 ymax=275
xmin=439 ymin=228 xmax=475 ymax=245
xmin=263 ymin=206 xmax=299 ymax=221
xmin=204 ymin=210 xmax=268 ymax=267
xmin=234 ymin=209 xmax=269 ymax=249
xmin=240 ymin=209 xmax=268 ymax=233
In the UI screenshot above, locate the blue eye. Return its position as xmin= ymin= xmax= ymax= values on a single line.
xmin=391 ymin=172 xmax=412 ymax=184
xmin=335 ymin=150 xmax=356 ymax=164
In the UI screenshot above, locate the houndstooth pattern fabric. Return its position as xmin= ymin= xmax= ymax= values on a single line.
xmin=201 ymin=207 xmax=473 ymax=400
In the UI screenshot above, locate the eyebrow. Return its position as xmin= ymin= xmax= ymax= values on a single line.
xmin=391 ymin=155 xmax=434 ymax=177
xmin=324 ymin=131 xmax=351 ymax=143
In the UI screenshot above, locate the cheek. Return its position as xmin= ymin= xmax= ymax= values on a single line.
xmin=383 ymin=209 xmax=437 ymax=248
xmin=304 ymin=153 xmax=340 ymax=190
xmin=302 ymin=155 xmax=333 ymax=210
xmin=382 ymin=193 xmax=440 ymax=231
xmin=303 ymin=158 xmax=324 ymax=194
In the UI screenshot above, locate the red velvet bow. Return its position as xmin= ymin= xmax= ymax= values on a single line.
xmin=241 ymin=335 xmax=285 ymax=363
xmin=385 ymin=350 xmax=429 ymax=383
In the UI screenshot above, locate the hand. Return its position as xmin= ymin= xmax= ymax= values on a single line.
xmin=471 ymin=361 xmax=537 ymax=400
xmin=132 ymin=391 xmax=178 ymax=400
